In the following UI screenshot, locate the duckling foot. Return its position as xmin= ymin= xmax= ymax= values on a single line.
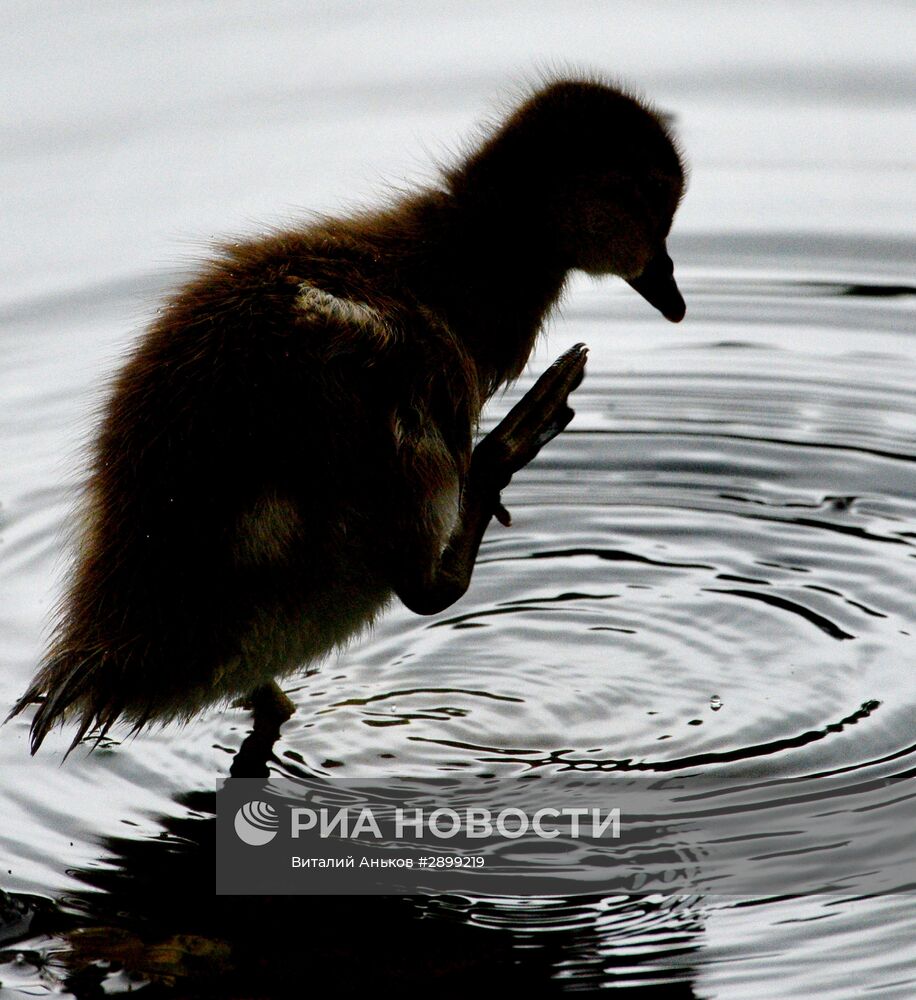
xmin=472 ymin=343 xmax=588 ymax=510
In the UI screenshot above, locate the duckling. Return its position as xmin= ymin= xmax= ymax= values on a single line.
xmin=9 ymin=77 xmax=686 ymax=755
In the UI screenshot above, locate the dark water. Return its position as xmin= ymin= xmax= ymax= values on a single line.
xmin=2 ymin=3 xmax=915 ymax=997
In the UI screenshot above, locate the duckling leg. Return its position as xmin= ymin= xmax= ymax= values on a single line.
xmin=394 ymin=343 xmax=587 ymax=616
xmin=229 ymin=684 xmax=294 ymax=779
xmin=232 ymin=680 xmax=295 ymax=724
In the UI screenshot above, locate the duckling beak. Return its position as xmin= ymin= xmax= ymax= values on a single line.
xmin=626 ymin=247 xmax=686 ymax=323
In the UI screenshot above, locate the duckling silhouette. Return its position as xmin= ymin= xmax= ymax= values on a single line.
xmin=9 ymin=77 xmax=686 ymax=755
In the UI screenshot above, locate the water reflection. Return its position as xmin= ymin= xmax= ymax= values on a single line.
xmin=3 ymin=786 xmax=704 ymax=997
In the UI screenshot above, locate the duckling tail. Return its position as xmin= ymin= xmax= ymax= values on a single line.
xmin=6 ymin=648 xmax=126 ymax=757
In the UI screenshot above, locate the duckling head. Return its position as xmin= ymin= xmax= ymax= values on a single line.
xmin=451 ymin=78 xmax=687 ymax=322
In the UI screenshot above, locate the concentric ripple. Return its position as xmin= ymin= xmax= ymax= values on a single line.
xmin=283 ymin=267 xmax=915 ymax=793
xmin=262 ymin=259 xmax=916 ymax=985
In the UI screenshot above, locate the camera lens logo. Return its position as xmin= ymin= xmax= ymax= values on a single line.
xmin=234 ymin=800 xmax=280 ymax=846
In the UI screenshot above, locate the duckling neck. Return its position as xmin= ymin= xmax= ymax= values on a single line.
xmin=390 ymin=193 xmax=570 ymax=392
